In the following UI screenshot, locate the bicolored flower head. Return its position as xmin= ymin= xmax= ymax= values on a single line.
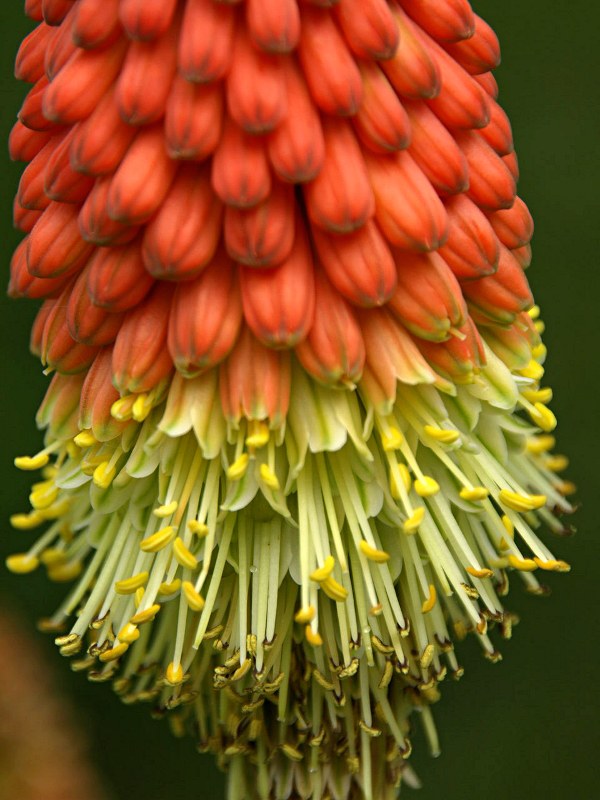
xmin=8 ymin=1 xmax=574 ymax=798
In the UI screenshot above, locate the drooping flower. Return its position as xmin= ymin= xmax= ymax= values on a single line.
xmin=8 ymin=1 xmax=574 ymax=799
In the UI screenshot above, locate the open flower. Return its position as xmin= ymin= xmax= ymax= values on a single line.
xmin=8 ymin=2 xmax=574 ymax=799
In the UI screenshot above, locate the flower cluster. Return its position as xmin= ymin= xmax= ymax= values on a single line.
xmin=8 ymin=1 xmax=573 ymax=798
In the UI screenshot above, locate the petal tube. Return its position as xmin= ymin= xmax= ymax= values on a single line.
xmin=177 ymin=0 xmax=236 ymax=83
xmin=164 ymin=77 xmax=223 ymax=161
xmin=86 ymin=238 xmax=154 ymax=312
xmin=246 ymin=0 xmax=300 ymax=54
xmin=118 ymin=0 xmax=179 ymax=41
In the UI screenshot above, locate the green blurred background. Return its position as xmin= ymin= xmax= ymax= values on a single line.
xmin=0 ymin=2 xmax=597 ymax=798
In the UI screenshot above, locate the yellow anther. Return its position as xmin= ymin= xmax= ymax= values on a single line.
xmin=320 ymin=575 xmax=349 ymax=602
xmin=531 ymin=343 xmax=547 ymax=362
xmin=544 ymin=454 xmax=569 ymax=472
xmin=533 ymin=558 xmax=571 ymax=573
xmin=390 ymin=464 xmax=412 ymax=498
xmin=29 ymin=484 xmax=59 ymax=510
xmin=294 ymin=606 xmax=316 ymax=624
xmin=14 ymin=453 xmax=50 ymax=471
xmin=173 ymin=537 xmax=198 ymax=570
xmin=130 ymin=603 xmax=161 ymax=625
xmin=281 ymin=744 xmax=304 ymax=763
xmin=10 ymin=511 xmax=45 ymax=530
xmin=153 ymin=500 xmax=178 ymax=518
xmin=528 ymin=402 xmax=557 ymax=432
xmin=508 ymin=555 xmax=538 ymax=572
xmin=500 ymin=515 xmax=515 ymax=548
xmin=245 ymin=420 xmax=270 ymax=449
xmin=227 ymin=453 xmax=249 ymax=481
xmin=42 ymin=465 xmax=58 ymax=480
xmin=499 ymin=490 xmax=547 ymax=513
xmin=414 ymin=475 xmax=440 ymax=497
xmin=521 ymin=387 xmax=553 ymax=405
xmin=111 ymin=395 xmax=135 ymax=421
xmin=527 ymin=305 xmax=541 ymax=320
xmin=421 ymin=584 xmax=437 ymax=614
xmin=259 ymin=463 xmax=280 ymax=491
xmin=424 ymin=425 xmax=460 ymax=445
xmin=92 ymin=461 xmax=116 ymax=489
xmin=39 ymin=548 xmax=66 ymax=567
xmin=99 ymin=642 xmax=129 ymax=663
xmin=534 ymin=320 xmax=545 ymax=335
xmin=359 ymin=541 xmax=391 ymax=563
xmin=48 ymin=562 xmax=83 ymax=583
xmin=73 ymin=430 xmax=96 ymax=448
xmin=166 ymin=662 xmax=185 ymax=686
xmin=39 ymin=499 xmax=71 ymax=520
xmin=134 ymin=587 xmax=144 ymax=608
xmin=6 ymin=553 xmax=39 ymax=574
xmin=310 ymin=555 xmax=335 ymax=583
xmin=403 ymin=506 xmax=425 ymax=535
xmin=466 ymin=566 xmax=494 ymax=579
xmin=140 ymin=526 xmax=176 ymax=553
xmin=557 ymin=480 xmax=577 ymax=497
xmin=420 ymin=644 xmax=435 ymax=670
xmin=370 ymin=603 xmax=383 ymax=616
xmin=118 ymin=623 xmax=140 ymax=644
xmin=114 ymin=571 xmax=149 ymax=595
xmin=188 ymin=519 xmax=209 ymax=537
xmin=381 ymin=427 xmax=404 ymax=451
xmin=518 ymin=359 xmax=545 ymax=381
xmin=459 ymin=487 xmax=489 ymax=502
xmin=305 ymin=626 xmax=323 ymax=647
xmin=132 ymin=393 xmax=153 ymax=422
xmin=159 ymin=579 xmax=182 ymax=596
xmin=526 ymin=435 xmax=556 ymax=455
xmin=182 ymin=580 xmax=205 ymax=612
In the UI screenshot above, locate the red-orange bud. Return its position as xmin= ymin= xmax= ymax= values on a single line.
xmin=119 ymin=0 xmax=179 ymax=41
xmin=353 ymin=63 xmax=411 ymax=154
xmin=334 ymin=0 xmax=399 ymax=60
xmin=383 ymin=6 xmax=441 ymax=99
xmin=211 ymin=118 xmax=271 ymax=208
xmin=178 ymin=0 xmax=235 ymax=83
xmin=27 ymin=201 xmax=94 ymax=279
xmin=464 ymin=245 xmax=534 ymax=326
xmin=66 ymin=266 xmax=124 ymax=347
xmin=86 ymin=238 xmax=154 ymax=312
xmin=246 ymin=0 xmax=300 ymax=54
xmin=165 ymin=77 xmax=223 ymax=162
xmin=401 ymin=0 xmax=475 ymax=44
xmin=438 ymin=194 xmax=500 ymax=279
xmin=72 ymin=0 xmax=120 ymax=49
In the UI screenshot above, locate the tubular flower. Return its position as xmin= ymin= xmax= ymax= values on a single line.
xmin=8 ymin=2 xmax=574 ymax=799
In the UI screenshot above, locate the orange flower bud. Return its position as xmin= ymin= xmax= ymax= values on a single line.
xmin=13 ymin=201 xmax=42 ymax=234
xmin=443 ymin=14 xmax=501 ymax=75
xmin=119 ymin=0 xmax=178 ymax=41
xmin=402 ymin=0 xmax=475 ymax=43
xmin=488 ymin=197 xmax=534 ymax=250
xmin=79 ymin=349 xmax=126 ymax=441
xmin=178 ymin=0 xmax=235 ymax=83
xmin=438 ymin=194 xmax=500 ymax=279
xmin=86 ymin=238 xmax=154 ymax=312
xmin=483 ymin=319 xmax=539 ymax=372
xmin=297 ymin=4 xmax=363 ymax=116
xmin=14 ymin=20 xmax=51 ymax=83
xmin=41 ymin=0 xmax=73 ymax=26
xmin=168 ymin=249 xmax=242 ymax=376
xmin=27 ymin=201 xmax=94 ymax=278
xmin=416 ymin=317 xmax=485 ymax=384
xmin=43 ymin=35 xmax=128 ymax=124
xmin=8 ymin=238 xmax=70 ymax=300
xmin=72 ymin=0 xmax=121 ymax=49
xmin=142 ymin=164 xmax=223 ymax=280
xmin=165 ymin=76 xmax=223 ymax=161
xmin=246 ymin=0 xmax=300 ymax=54
xmin=70 ymin=86 xmax=138 ymax=176
xmin=17 ymin=134 xmax=59 ymax=210
xmin=404 ymin=99 xmax=469 ymax=194
xmin=19 ymin=75 xmax=54 ymax=132
xmin=30 ymin=299 xmax=54 ymax=358
xmin=211 ymin=118 xmax=271 ymax=208
xmin=477 ymin=98 xmax=514 ymax=156
xmin=43 ymin=128 xmax=95 ymax=203
xmin=220 ymin=327 xmax=291 ymax=428
xmin=304 ymin=117 xmax=374 ymax=233
xmin=66 ymin=266 xmax=124 ymax=347
xmin=112 ymin=285 xmax=175 ymax=394
xmin=334 ymin=0 xmax=399 ymax=60
xmin=41 ymin=288 xmax=100 ymax=374
xmin=44 ymin=7 xmax=77 ymax=80
xmin=474 ymin=70 xmax=499 ymax=98
xmin=425 ymin=35 xmax=491 ymax=129
xmin=240 ymin=219 xmax=315 ymax=348
xmin=390 ymin=251 xmax=467 ymax=341
xmin=312 ymin=218 xmax=397 ymax=307
xmin=115 ymin=14 xmax=179 ymax=125
xmin=456 ymin=129 xmax=516 ymax=211
xmin=224 ymin=181 xmax=295 ymax=268
xmin=106 ymin=124 xmax=178 ymax=224
xmin=353 ymin=62 xmax=411 ymax=154
xmin=36 ymin=373 xmax=85 ymax=441
xmin=382 ymin=5 xmax=440 ymax=99
xmin=79 ymin=176 xmax=141 ymax=246
xmin=226 ymin=24 xmax=287 ymax=133
xmin=296 ymin=271 xmax=365 ymax=387
xmin=9 ymin=120 xmax=53 ymax=163
xmin=365 ymin=148 xmax=448 ymax=251
xmin=267 ymin=59 xmax=324 ymax=183
xmin=464 ymin=245 xmax=534 ymax=326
